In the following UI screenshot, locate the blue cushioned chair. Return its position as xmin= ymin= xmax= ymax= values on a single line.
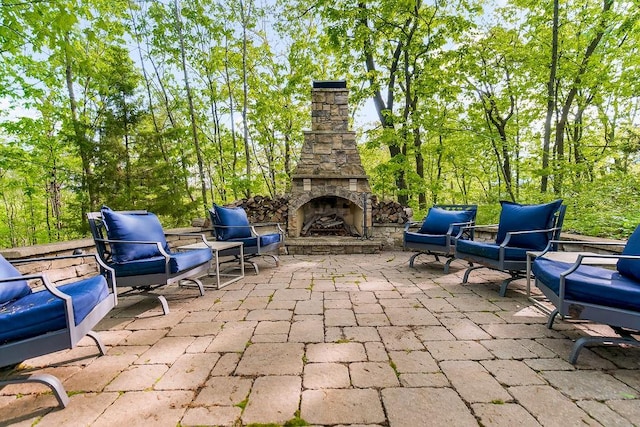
xmin=87 ymin=207 xmax=212 ymax=314
xmin=404 ymin=205 xmax=478 ymax=273
xmin=455 ymin=200 xmax=566 ymax=296
xmin=0 ymin=253 xmax=117 ymax=408
xmin=532 ymin=227 xmax=640 ymax=364
xmin=209 ymin=204 xmax=285 ymax=274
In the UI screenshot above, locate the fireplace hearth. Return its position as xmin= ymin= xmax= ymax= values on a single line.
xmin=287 ymin=80 xmax=373 ymax=240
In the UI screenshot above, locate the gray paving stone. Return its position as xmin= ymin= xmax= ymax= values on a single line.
xmin=365 ymin=341 xmax=389 ymax=362
xmin=254 ymin=320 xmax=291 ymax=335
xmin=294 ymin=299 xmax=324 ymax=314
xmin=206 ymin=323 xmax=255 ymax=352
xmin=350 ymin=362 xmax=400 ymax=388
xmin=301 ymin=389 xmax=386 ymax=425
xmin=378 ymin=326 xmax=425 ymax=351
xmin=194 ymin=376 xmax=252 ymax=406
xmin=289 ymin=319 xmax=325 ymax=342
xmin=389 ymin=350 xmax=439 ymax=373
xmin=441 ymin=318 xmax=493 ymax=340
xmin=307 ymin=342 xmax=367 ymax=363
xmin=426 ymin=340 xmax=493 ymax=361
xmin=155 ymin=352 xmax=219 ymax=390
xmin=303 ymin=363 xmax=351 ymax=389
xmin=398 ymin=372 xmax=450 ymax=387
xmin=509 ymin=385 xmax=600 ymax=426
xmin=472 ymin=402 xmax=541 ymax=426
xmin=577 ymin=400 xmax=635 ymax=427
xmin=481 ymin=360 xmax=546 ymax=386
xmin=541 ymin=370 xmax=639 ymax=400
xmin=481 ymin=338 xmax=539 ymax=359
xmin=355 ymin=313 xmax=391 ymax=326
xmin=236 ymin=343 xmax=304 ymax=375
xmin=325 ymin=308 xmax=357 ymax=326
xmin=441 ymin=360 xmax=512 ymax=403
xmin=105 ymin=364 xmax=169 ymax=391
xmin=344 ymin=326 xmax=381 ymax=342
xmin=181 ymin=406 xmax=242 ymax=427
xmin=606 ymin=399 xmax=640 ymax=425
xmin=28 ymin=392 xmax=120 ymax=427
xmin=242 ymin=376 xmax=301 ymax=424
xmin=382 ymin=387 xmax=477 ymax=426
xmin=91 ymin=390 xmax=194 ymax=427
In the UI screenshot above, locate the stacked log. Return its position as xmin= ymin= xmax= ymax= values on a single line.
xmin=369 ymin=197 xmax=410 ymax=224
xmin=198 ymin=195 xmax=410 ymax=227
xmin=227 ymin=195 xmax=289 ymax=224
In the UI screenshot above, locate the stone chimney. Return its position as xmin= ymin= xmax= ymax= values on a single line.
xmin=288 ymin=81 xmax=372 ymax=238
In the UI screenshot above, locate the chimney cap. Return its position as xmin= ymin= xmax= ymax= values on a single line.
xmin=313 ymin=80 xmax=347 ymax=89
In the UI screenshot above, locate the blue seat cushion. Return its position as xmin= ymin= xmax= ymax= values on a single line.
xmin=617 ymin=225 xmax=640 ymax=282
xmin=418 ymin=207 xmax=476 ymax=236
xmin=533 ymin=257 xmax=640 ymax=313
xmin=496 ymin=200 xmax=562 ymax=250
xmin=0 ymin=255 xmax=31 ymax=305
xmin=101 ymin=208 xmax=170 ymax=263
xmin=223 ymin=233 xmax=282 ymax=255
xmin=0 ymin=275 xmax=109 ymax=344
xmin=404 ymin=232 xmax=447 ymax=247
xmin=110 ymin=248 xmax=212 ymax=277
xmin=456 ymin=239 xmax=529 ymax=261
xmin=211 ymin=205 xmax=252 ymax=240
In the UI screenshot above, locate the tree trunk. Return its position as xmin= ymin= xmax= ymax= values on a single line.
xmin=174 ymin=0 xmax=208 ymax=210
xmin=541 ymin=0 xmax=559 ymax=193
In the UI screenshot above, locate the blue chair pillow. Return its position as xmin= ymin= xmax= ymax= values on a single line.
xmin=617 ymin=225 xmax=640 ymax=282
xmin=101 ymin=208 xmax=170 ymax=263
xmin=212 ymin=204 xmax=252 ymax=240
xmin=0 ymin=255 xmax=31 ymax=305
xmin=418 ymin=207 xmax=475 ymax=235
xmin=496 ymin=199 xmax=562 ymax=250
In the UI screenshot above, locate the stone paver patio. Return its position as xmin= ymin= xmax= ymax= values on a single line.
xmin=1 ymin=252 xmax=639 ymax=426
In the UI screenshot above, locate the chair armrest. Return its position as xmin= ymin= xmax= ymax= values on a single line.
xmin=448 ymin=221 xmax=476 ymax=238
xmin=404 ymin=221 xmax=423 ymax=232
xmin=92 ymin=238 xmax=171 ymax=259
xmin=165 ymin=232 xmax=209 ymax=243
xmin=500 ymin=227 xmax=560 ymax=248
xmin=460 ymin=223 xmax=499 ymax=231
xmin=9 ymin=253 xmax=117 ymax=296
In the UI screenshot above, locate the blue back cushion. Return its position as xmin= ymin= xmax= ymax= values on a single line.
xmin=101 ymin=208 xmax=170 ymax=263
xmin=496 ymin=200 xmax=563 ymax=250
xmin=617 ymin=225 xmax=640 ymax=282
xmin=418 ymin=207 xmax=476 ymax=235
xmin=0 ymin=254 xmax=31 ymax=304
xmin=212 ymin=204 xmax=252 ymax=240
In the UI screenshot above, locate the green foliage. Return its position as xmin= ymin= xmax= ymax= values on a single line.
xmin=1 ymin=0 xmax=640 ymax=248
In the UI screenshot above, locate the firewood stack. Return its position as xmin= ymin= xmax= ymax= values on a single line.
xmin=227 ymin=195 xmax=290 ymax=224
xmin=369 ymin=197 xmax=410 ymax=224
xmin=203 ymin=195 xmax=409 ymax=228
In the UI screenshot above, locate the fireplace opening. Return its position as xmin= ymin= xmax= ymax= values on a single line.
xmin=299 ymin=196 xmax=363 ymax=237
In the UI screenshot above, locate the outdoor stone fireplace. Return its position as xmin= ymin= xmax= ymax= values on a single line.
xmin=288 ymin=80 xmax=372 ymax=238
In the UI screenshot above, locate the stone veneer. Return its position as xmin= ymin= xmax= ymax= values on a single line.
xmin=288 ymin=81 xmax=372 ymax=238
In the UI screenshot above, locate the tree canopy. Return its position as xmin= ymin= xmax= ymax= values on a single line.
xmin=1 ymin=0 xmax=639 ymax=248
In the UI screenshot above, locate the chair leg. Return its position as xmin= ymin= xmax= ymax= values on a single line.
xmin=265 ymin=254 xmax=280 ymax=267
xmin=157 ymin=295 xmax=170 ymax=315
xmin=443 ymin=257 xmax=455 ymax=274
xmin=462 ymin=265 xmax=483 ymax=283
xmin=86 ymin=331 xmax=107 ymax=355
xmin=569 ymin=334 xmax=640 ymax=364
xmin=0 ymin=374 xmax=70 ymax=408
xmin=546 ymin=309 xmax=559 ymax=329
xmin=408 ymin=252 xmax=421 ymax=268
xmin=245 ymin=260 xmax=259 ymax=274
